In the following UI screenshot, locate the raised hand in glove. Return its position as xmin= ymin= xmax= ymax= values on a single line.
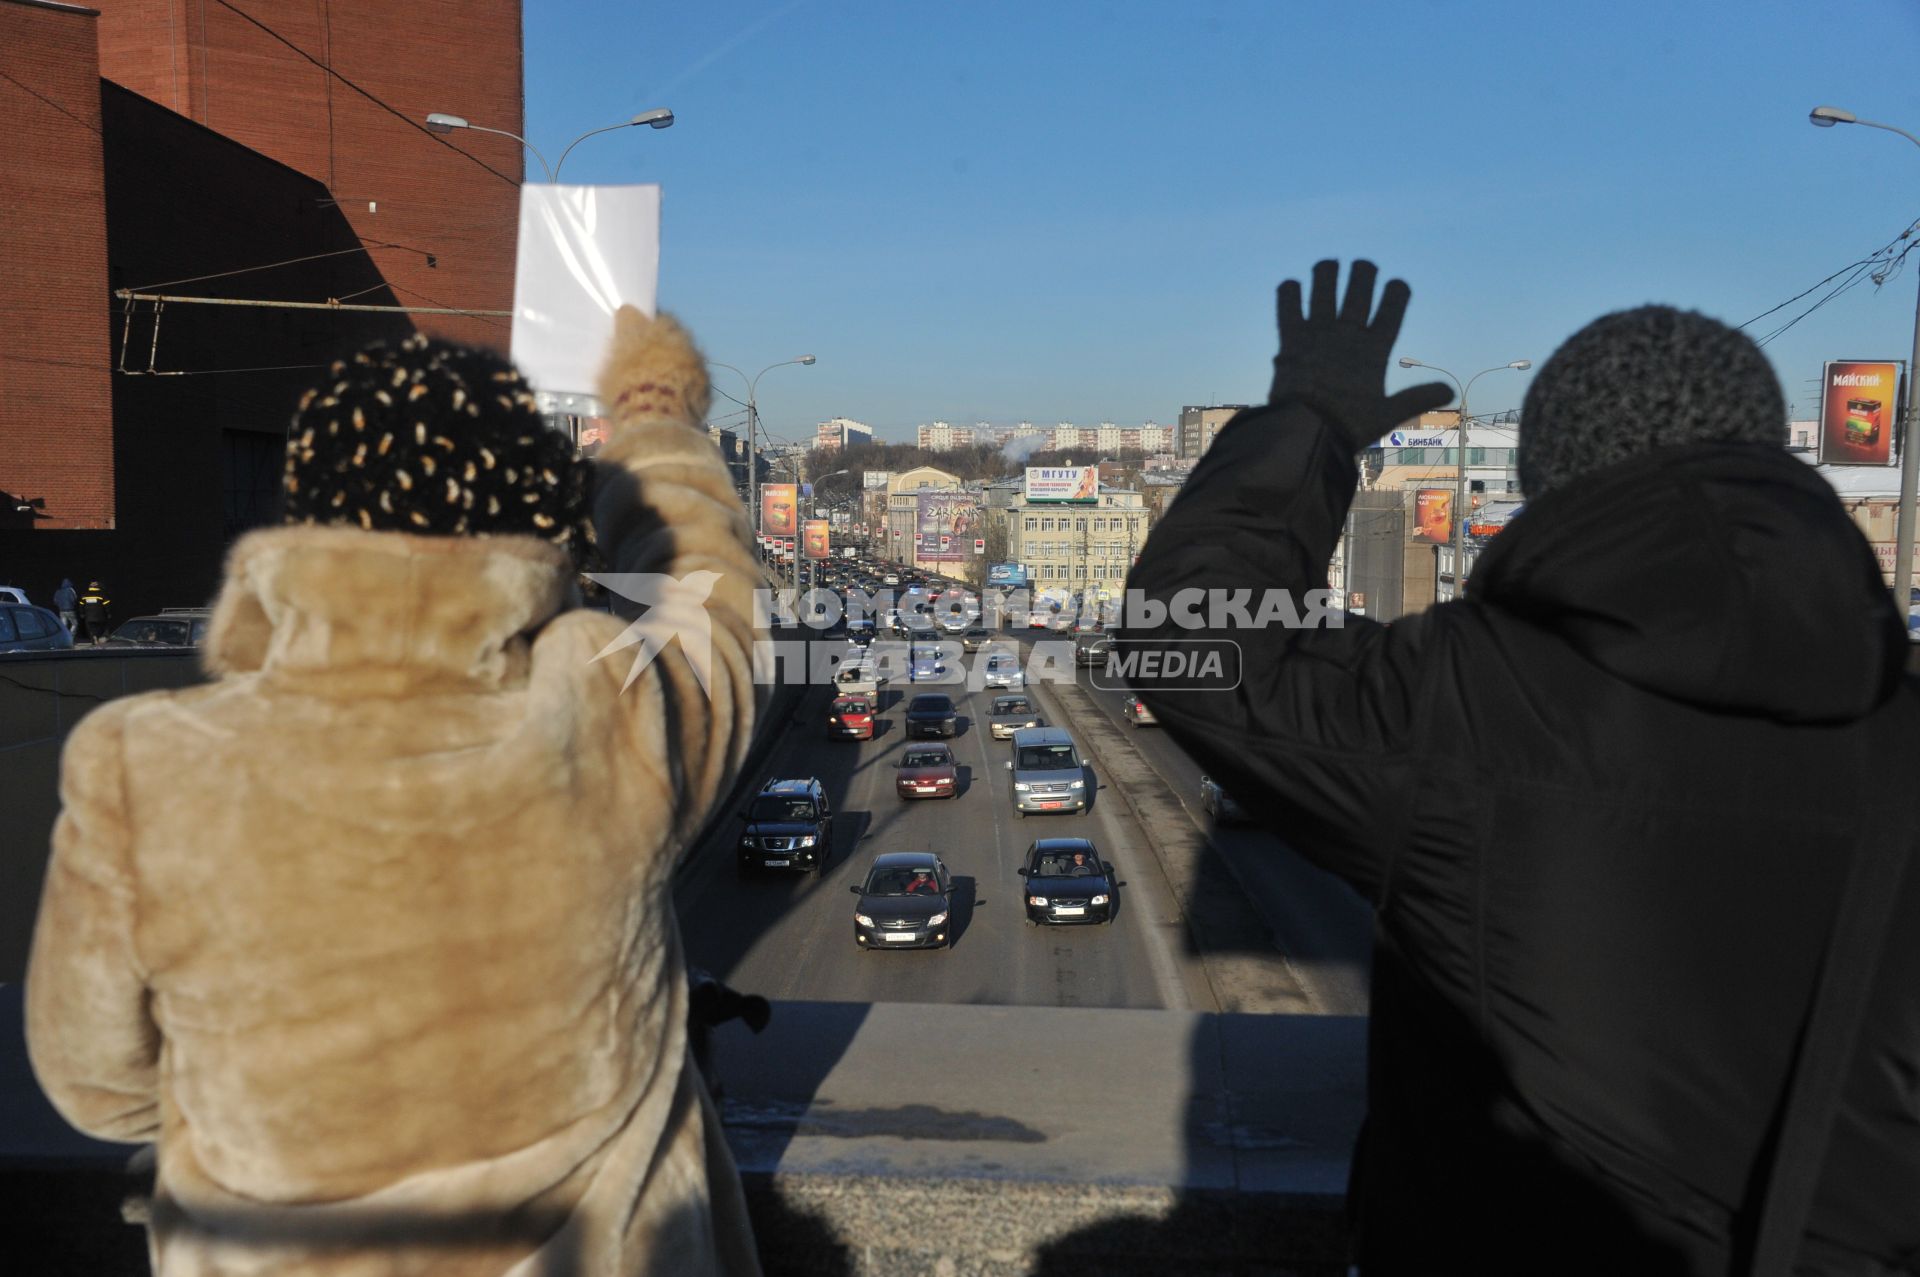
xmin=1267 ymin=259 xmax=1454 ymax=452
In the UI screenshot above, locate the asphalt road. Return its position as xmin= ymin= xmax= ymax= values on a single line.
xmin=674 ymin=644 xmax=1220 ymax=1012
xmin=1065 ymin=658 xmax=1375 ymax=1016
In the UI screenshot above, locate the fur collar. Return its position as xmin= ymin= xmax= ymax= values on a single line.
xmin=203 ymin=525 xmax=569 ymax=687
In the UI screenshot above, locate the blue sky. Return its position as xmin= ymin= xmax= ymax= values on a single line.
xmin=525 ymin=0 xmax=1920 ymax=445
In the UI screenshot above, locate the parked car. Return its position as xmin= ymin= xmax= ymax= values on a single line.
xmin=988 ymin=694 xmax=1044 ymax=740
xmin=103 ymin=609 xmax=211 ymax=648
xmin=1200 ymin=774 xmax=1249 ymax=825
xmin=1122 ymin=692 xmax=1157 ymax=727
xmin=737 ymin=778 xmax=834 ymax=875
xmin=894 ymin=743 xmax=958 ymax=799
xmin=827 ymin=694 xmax=876 ymax=740
xmin=0 ymin=604 xmax=76 ymax=654
xmin=1006 ymin=726 xmax=1087 ymax=816
xmin=1018 ymin=837 xmax=1115 ymax=925
xmin=850 ymin=851 xmax=953 ymax=950
xmin=904 ymin=692 xmax=959 ymax=738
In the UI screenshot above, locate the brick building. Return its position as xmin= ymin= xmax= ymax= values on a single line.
xmin=0 ymin=0 xmax=523 ymax=615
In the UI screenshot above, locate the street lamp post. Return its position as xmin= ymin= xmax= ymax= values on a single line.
xmin=424 ymin=108 xmax=674 ymax=183
xmin=1397 ymin=358 xmax=1531 ymax=601
xmin=1810 ymin=104 xmax=1920 ymax=610
xmin=710 ymin=357 xmax=817 ymax=570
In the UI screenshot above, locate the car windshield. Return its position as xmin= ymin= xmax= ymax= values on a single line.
xmin=910 ymin=696 xmax=952 ymax=713
xmin=902 ymin=749 xmax=949 ymax=768
xmin=865 ymin=866 xmax=942 ymax=896
xmin=1034 ymin=850 xmax=1100 ymax=877
xmin=993 ymin=698 xmax=1032 ymax=714
xmin=749 ymin=797 xmax=817 ymax=822
xmin=1016 ymin=744 xmax=1077 ymax=770
xmin=834 ymin=698 xmax=872 ymax=714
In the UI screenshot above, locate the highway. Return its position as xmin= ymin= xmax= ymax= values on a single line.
xmin=675 ymin=630 xmax=1373 ymax=1016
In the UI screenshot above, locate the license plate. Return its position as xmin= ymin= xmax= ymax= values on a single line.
xmin=882 ymin=932 xmax=916 ymax=941
xmin=916 ymin=786 xmax=938 ymax=793
xmin=764 ymin=859 xmax=790 ymax=868
xmin=1040 ymin=802 xmax=1062 ymax=809
xmin=1054 ymin=906 xmax=1085 ymax=916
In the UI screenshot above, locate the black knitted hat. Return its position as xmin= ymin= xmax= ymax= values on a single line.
xmin=1518 ymin=305 xmax=1786 ymax=496
xmin=282 ymin=335 xmax=591 ymax=561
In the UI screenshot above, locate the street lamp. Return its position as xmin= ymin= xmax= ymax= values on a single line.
xmin=1809 ymin=104 xmax=1920 ymax=610
xmin=425 ymin=108 xmax=674 ymax=183
xmin=711 ymin=357 xmax=816 ymax=568
xmin=1397 ymin=357 xmax=1531 ymax=601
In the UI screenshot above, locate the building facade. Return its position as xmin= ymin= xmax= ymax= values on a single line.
xmin=1178 ymin=404 xmax=1252 ymax=459
xmin=881 ymin=465 xmax=965 ymax=568
xmin=998 ymin=486 xmax=1149 ymax=602
xmin=814 ymin=417 xmax=873 ymax=451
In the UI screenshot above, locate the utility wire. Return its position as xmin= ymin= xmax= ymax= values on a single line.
xmin=209 ymin=0 xmax=520 ymax=189
xmin=1739 ymin=219 xmax=1920 ymax=348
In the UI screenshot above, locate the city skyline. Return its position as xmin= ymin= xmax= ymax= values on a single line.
xmin=525 ymin=0 xmax=1920 ymax=435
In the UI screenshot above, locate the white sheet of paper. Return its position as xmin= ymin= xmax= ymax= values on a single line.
xmin=510 ymin=184 xmax=660 ymax=400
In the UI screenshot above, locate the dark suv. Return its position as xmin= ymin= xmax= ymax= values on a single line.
xmin=737 ymin=778 xmax=834 ymax=875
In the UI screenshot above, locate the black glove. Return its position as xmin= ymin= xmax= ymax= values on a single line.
xmin=1267 ymin=259 xmax=1454 ymax=452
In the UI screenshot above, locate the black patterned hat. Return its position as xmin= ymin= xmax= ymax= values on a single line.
xmin=282 ymin=334 xmax=591 ymax=560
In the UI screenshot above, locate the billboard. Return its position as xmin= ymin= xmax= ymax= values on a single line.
xmin=1818 ymin=360 xmax=1904 ymax=466
xmin=760 ymin=483 xmax=798 ymax=536
xmin=803 ymin=519 xmax=830 ymax=560
xmin=1024 ymin=465 xmax=1099 ymax=503
xmin=915 ymin=491 xmax=980 ymax=562
xmin=863 ymin=470 xmax=894 ymax=489
xmin=988 ymin=562 xmax=1028 ymax=587
xmin=1413 ymin=488 xmax=1454 ymax=544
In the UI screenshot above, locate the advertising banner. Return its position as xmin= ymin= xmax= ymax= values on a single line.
xmin=1024 ymin=466 xmax=1099 ymax=503
xmin=988 ymin=562 xmax=1028 ymax=587
xmin=803 ymin=520 xmax=830 ymax=560
xmin=760 ymin=483 xmax=798 ymax=537
xmin=1413 ymin=488 xmax=1454 ymax=544
xmin=863 ymin=470 xmax=894 ymax=490
xmin=1819 ymin=360 xmax=1904 ymax=466
xmin=915 ymin=491 xmax=980 ymax=562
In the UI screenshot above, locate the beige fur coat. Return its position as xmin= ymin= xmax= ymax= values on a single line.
xmin=26 ymin=310 xmax=764 ymax=1276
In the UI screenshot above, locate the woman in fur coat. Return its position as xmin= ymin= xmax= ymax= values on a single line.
xmin=26 ymin=307 xmax=764 ymax=1276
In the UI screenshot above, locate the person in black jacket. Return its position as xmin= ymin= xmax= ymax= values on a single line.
xmin=77 ymin=580 xmax=111 ymax=646
xmin=1124 ymin=260 xmax=1920 ymax=1275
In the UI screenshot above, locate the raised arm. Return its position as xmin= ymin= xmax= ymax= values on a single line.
xmin=1122 ymin=261 xmax=1453 ymax=901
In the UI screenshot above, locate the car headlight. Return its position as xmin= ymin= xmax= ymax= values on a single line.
xmin=740 ymin=836 xmax=756 ymax=847
xmin=1027 ymin=895 xmax=1048 ymax=907
xmin=1014 ymin=782 xmax=1030 ymax=792
xmin=1091 ymin=894 xmax=1109 ymax=906
xmin=797 ymin=835 xmax=816 ymax=848
xmin=926 ymin=912 xmax=948 ymax=926
xmin=1068 ymin=779 xmax=1084 ymax=789
xmin=855 ymin=913 xmax=875 ymax=927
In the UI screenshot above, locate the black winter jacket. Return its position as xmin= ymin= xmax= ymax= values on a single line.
xmin=1124 ymin=404 xmax=1920 ymax=1276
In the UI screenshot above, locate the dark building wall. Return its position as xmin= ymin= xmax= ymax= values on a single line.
xmin=1 ymin=0 xmax=116 ymax=532
xmin=93 ymin=0 xmax=524 ymax=350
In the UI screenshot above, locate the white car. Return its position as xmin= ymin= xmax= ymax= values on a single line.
xmin=982 ymin=653 xmax=1025 ymax=689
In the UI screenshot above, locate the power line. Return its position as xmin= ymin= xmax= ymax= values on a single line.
xmin=209 ymin=0 xmax=522 ymax=189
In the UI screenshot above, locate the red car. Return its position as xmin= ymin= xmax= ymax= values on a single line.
xmin=895 ymin=743 xmax=958 ymax=799
xmin=828 ymin=694 xmax=875 ymax=740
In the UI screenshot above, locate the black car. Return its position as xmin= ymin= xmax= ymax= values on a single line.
xmin=904 ymin=693 xmax=958 ymax=738
xmin=737 ymin=778 xmax=834 ymax=875
xmin=850 ymin=851 xmax=954 ymax=949
xmin=1018 ymin=837 xmax=1115 ymax=925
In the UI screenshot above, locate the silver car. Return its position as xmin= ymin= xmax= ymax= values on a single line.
xmin=1200 ymin=774 xmax=1249 ymax=825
